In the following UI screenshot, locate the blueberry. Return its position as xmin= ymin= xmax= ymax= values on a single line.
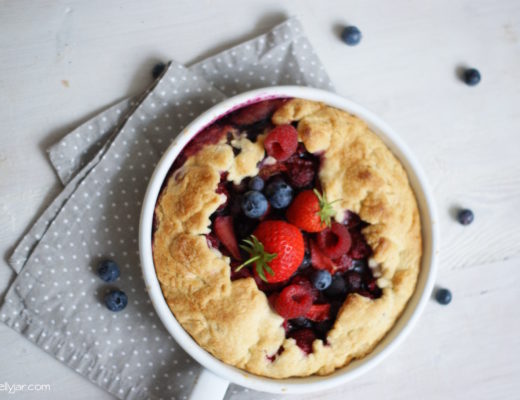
xmin=314 ymin=320 xmax=333 ymax=337
xmin=463 ymin=68 xmax=481 ymax=86
xmin=311 ymin=270 xmax=332 ymax=290
xmin=290 ymin=317 xmax=313 ymax=329
xmin=248 ymin=176 xmax=264 ymax=191
xmin=351 ymin=259 xmax=366 ymax=274
xmin=265 ymin=179 xmax=293 ymax=209
xmin=152 ymin=62 xmax=166 ymax=79
xmin=435 ymin=288 xmax=452 ymax=305
xmin=104 ymin=290 xmax=128 ymax=311
xmin=457 ymin=208 xmax=474 ymax=225
xmin=299 ymin=251 xmax=312 ymax=270
xmin=241 ymin=191 xmax=268 ymax=218
xmin=341 ymin=26 xmax=362 ymax=46
xmin=97 ymin=259 xmax=120 ymax=282
xmin=324 ymin=274 xmax=347 ymax=298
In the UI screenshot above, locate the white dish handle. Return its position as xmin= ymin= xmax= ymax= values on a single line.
xmin=188 ymin=368 xmax=230 ymax=400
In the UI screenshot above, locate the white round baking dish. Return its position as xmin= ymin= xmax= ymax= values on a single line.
xmin=139 ymin=86 xmax=438 ymax=399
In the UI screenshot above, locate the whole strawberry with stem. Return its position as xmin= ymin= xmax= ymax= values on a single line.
xmin=237 ymin=220 xmax=304 ymax=283
xmin=286 ymin=189 xmax=338 ymax=233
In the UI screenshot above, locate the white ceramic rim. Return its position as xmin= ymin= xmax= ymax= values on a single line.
xmin=139 ymin=86 xmax=438 ymax=394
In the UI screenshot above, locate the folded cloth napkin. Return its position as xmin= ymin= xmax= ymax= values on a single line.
xmin=2 ymin=17 xmax=334 ymax=400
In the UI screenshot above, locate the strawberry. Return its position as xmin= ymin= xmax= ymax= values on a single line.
xmin=316 ymin=222 xmax=352 ymax=259
xmin=274 ymin=284 xmax=313 ymax=319
xmin=213 ymin=216 xmax=241 ymax=260
xmin=286 ymin=189 xmax=337 ymax=233
xmin=310 ymin=240 xmax=335 ymax=273
xmin=305 ymin=304 xmax=331 ymax=322
xmin=237 ymin=220 xmax=304 ymax=283
xmin=264 ymin=125 xmax=298 ymax=161
xmin=229 ymin=99 xmax=286 ymax=126
xmin=289 ymin=329 xmax=316 ymax=354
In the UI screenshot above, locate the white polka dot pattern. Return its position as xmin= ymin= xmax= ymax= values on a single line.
xmin=3 ymin=17 xmax=334 ymax=400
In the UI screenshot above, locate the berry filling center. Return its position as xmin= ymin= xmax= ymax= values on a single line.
xmin=173 ymin=99 xmax=382 ymax=356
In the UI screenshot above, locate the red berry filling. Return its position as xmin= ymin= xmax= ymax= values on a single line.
xmin=213 ymin=216 xmax=241 ymax=260
xmin=274 ymin=284 xmax=313 ymax=319
xmin=316 ymin=223 xmax=352 ymax=259
xmin=289 ymin=329 xmax=316 ymax=354
xmin=169 ymin=98 xmax=382 ymax=356
xmin=264 ymin=125 xmax=299 ymax=161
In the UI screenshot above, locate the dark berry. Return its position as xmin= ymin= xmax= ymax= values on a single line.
xmin=299 ymin=251 xmax=312 ymax=270
xmin=151 ymin=62 xmax=166 ymax=79
xmin=311 ymin=270 xmax=332 ymax=291
xmin=324 ymin=274 xmax=347 ymax=298
xmin=346 ymin=271 xmax=362 ymax=290
xmin=435 ymin=288 xmax=452 ymax=305
xmin=341 ymin=26 xmax=362 ymax=46
xmin=248 ymin=176 xmax=264 ymax=191
xmin=241 ymin=191 xmax=268 ymax=218
xmin=457 ymin=208 xmax=474 ymax=225
xmin=265 ymin=179 xmax=293 ymax=209
xmin=463 ymin=68 xmax=481 ymax=86
xmin=290 ymin=317 xmax=313 ymax=329
xmin=97 ymin=260 xmax=120 ymax=282
xmin=104 ymin=290 xmax=128 ymax=312
xmin=350 ymin=259 xmax=366 ymax=274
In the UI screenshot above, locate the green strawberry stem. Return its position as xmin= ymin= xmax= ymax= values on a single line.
xmin=313 ymin=189 xmax=340 ymax=227
xmin=236 ymin=235 xmax=277 ymax=282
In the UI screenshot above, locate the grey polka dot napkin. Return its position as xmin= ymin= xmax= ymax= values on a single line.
xmin=2 ymin=17 xmax=334 ymax=400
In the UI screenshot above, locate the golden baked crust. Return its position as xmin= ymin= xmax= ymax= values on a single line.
xmin=153 ymin=99 xmax=422 ymax=378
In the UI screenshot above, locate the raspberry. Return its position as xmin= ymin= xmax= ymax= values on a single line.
xmin=264 ymin=125 xmax=298 ymax=161
xmin=291 ymin=275 xmax=319 ymax=302
xmin=285 ymin=156 xmax=315 ymax=188
xmin=289 ymin=329 xmax=316 ymax=354
xmin=333 ymin=253 xmax=353 ymax=273
xmin=305 ymin=304 xmax=331 ymax=322
xmin=274 ymin=284 xmax=313 ymax=319
xmin=316 ymin=223 xmax=352 ymax=259
xmin=348 ymin=231 xmax=371 ymax=259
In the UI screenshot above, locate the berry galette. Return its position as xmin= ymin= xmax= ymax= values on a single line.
xmin=152 ymin=98 xmax=422 ymax=378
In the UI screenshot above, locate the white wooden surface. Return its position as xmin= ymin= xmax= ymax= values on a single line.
xmin=1 ymin=0 xmax=519 ymax=399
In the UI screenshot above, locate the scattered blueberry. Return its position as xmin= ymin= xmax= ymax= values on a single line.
xmin=152 ymin=62 xmax=166 ymax=79
xmin=290 ymin=317 xmax=313 ymax=329
xmin=457 ymin=208 xmax=474 ymax=225
xmin=265 ymin=179 xmax=293 ymax=209
xmin=435 ymin=288 xmax=452 ymax=305
xmin=341 ymin=26 xmax=362 ymax=46
xmin=463 ymin=68 xmax=481 ymax=86
xmin=311 ymin=270 xmax=332 ymax=291
xmin=104 ymin=289 xmax=128 ymax=312
xmin=248 ymin=176 xmax=264 ymax=191
xmin=241 ymin=191 xmax=268 ymax=218
xmin=97 ymin=259 xmax=120 ymax=282
xmin=324 ymin=274 xmax=347 ymax=298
